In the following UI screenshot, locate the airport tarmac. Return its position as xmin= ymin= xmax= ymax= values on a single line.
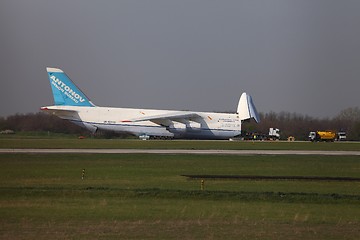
xmin=1 ymin=149 xmax=360 ymax=155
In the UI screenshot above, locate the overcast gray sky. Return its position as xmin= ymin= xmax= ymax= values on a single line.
xmin=1 ymin=0 xmax=359 ymax=118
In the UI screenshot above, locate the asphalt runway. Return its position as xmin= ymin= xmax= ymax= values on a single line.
xmin=1 ymin=149 xmax=360 ymax=155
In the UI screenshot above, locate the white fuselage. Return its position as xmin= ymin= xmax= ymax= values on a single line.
xmin=43 ymin=67 xmax=259 ymax=139
xmin=47 ymin=105 xmax=241 ymax=139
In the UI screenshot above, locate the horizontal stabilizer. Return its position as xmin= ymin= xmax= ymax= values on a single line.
xmin=40 ymin=106 xmax=79 ymax=121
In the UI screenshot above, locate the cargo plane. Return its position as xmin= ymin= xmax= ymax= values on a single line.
xmin=41 ymin=67 xmax=260 ymax=139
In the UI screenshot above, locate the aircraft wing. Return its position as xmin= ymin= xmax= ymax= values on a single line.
xmin=122 ymin=112 xmax=202 ymax=127
xmin=40 ymin=107 xmax=79 ymax=120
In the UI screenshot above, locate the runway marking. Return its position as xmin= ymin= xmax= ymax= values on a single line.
xmin=0 ymin=149 xmax=360 ymax=155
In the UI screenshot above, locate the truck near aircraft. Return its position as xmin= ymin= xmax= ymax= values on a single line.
xmin=268 ymin=128 xmax=280 ymax=140
xmin=309 ymin=131 xmax=347 ymax=142
xmin=240 ymin=128 xmax=280 ymax=141
xmin=308 ymin=131 xmax=336 ymax=142
xmin=337 ymin=132 xmax=347 ymax=141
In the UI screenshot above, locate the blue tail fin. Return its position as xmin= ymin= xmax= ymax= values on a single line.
xmin=46 ymin=67 xmax=94 ymax=107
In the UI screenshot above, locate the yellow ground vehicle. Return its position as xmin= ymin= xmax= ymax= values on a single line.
xmin=309 ymin=131 xmax=336 ymax=142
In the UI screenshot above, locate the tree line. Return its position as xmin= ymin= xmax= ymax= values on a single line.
xmin=1 ymin=107 xmax=360 ymax=140
xmin=0 ymin=112 xmax=86 ymax=134
xmin=243 ymin=107 xmax=360 ymax=140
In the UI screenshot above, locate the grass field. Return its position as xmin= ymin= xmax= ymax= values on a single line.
xmin=0 ymin=138 xmax=360 ymax=239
